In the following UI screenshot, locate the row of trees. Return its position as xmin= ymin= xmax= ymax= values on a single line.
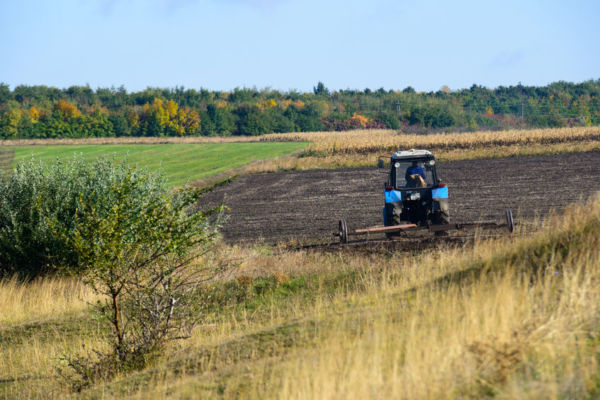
xmin=0 ymin=80 xmax=599 ymax=138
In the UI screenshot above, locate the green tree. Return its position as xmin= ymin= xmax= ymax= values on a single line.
xmin=313 ymin=81 xmax=330 ymax=96
xmin=234 ymin=105 xmax=268 ymax=135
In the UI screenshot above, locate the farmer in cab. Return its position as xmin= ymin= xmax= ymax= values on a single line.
xmin=405 ymin=161 xmax=426 ymax=187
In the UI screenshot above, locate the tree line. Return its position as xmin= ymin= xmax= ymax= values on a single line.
xmin=0 ymin=79 xmax=598 ymax=138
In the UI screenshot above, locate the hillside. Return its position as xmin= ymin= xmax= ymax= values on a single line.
xmin=1 ymin=194 xmax=599 ymax=399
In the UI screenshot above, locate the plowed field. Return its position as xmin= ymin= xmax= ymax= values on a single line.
xmin=202 ymin=152 xmax=600 ymax=244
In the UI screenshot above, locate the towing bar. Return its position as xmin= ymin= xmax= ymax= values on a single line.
xmin=335 ymin=209 xmax=514 ymax=244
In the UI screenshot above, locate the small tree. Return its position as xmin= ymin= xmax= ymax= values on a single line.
xmin=58 ymin=163 xmax=224 ymax=386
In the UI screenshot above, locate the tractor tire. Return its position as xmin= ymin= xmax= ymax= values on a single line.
xmin=434 ymin=210 xmax=450 ymax=225
xmin=385 ymin=212 xmax=403 ymax=239
xmin=433 ymin=210 xmax=450 ymax=237
xmin=384 ymin=203 xmax=403 ymax=239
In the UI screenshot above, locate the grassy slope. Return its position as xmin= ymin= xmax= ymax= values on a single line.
xmin=10 ymin=142 xmax=307 ymax=186
xmin=1 ymin=197 xmax=599 ymax=399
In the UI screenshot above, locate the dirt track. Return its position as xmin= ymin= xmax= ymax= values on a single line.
xmin=202 ymin=152 xmax=600 ymax=244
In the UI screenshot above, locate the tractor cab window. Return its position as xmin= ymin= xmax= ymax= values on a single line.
xmin=393 ymin=160 xmax=436 ymax=188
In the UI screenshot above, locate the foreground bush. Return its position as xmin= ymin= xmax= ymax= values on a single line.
xmin=0 ymin=157 xmax=224 ymax=279
xmin=0 ymin=157 xmax=170 ymax=277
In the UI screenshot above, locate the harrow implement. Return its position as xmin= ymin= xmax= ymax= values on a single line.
xmin=335 ymin=209 xmax=515 ymax=244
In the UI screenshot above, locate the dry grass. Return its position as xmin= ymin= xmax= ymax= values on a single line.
xmin=238 ymin=139 xmax=600 ymax=173
xmin=1 ymin=197 xmax=600 ymax=398
xmin=0 ymin=277 xmax=105 ymax=399
xmin=246 ymin=199 xmax=600 ymax=400
xmin=0 ymin=334 xmax=107 ymax=399
xmin=0 ymin=276 xmax=98 ymax=326
xmin=263 ymin=267 xmax=599 ymax=400
xmin=117 ymin=197 xmax=600 ymax=399
xmin=263 ymin=126 xmax=600 ymax=154
xmin=3 ymin=127 xmax=598 ymax=153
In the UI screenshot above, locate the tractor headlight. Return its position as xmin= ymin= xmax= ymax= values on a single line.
xmin=410 ymin=192 xmax=421 ymax=201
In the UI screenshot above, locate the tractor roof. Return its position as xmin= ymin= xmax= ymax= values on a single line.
xmin=391 ymin=149 xmax=434 ymax=160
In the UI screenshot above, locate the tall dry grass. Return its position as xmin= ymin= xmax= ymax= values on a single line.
xmin=0 ymin=277 xmax=104 ymax=399
xmin=264 ymin=267 xmax=598 ymax=399
xmin=2 ymin=196 xmax=599 ymax=399
xmin=238 ymin=139 xmax=600 ymax=174
xmin=135 ymin=197 xmax=600 ymax=399
xmin=263 ymin=126 xmax=600 ymax=154
xmin=0 ymin=276 xmax=97 ymax=326
xmin=225 ymin=126 xmax=600 ymax=176
xmin=189 ymin=127 xmax=600 ymax=181
xmin=247 ymin=198 xmax=600 ymax=399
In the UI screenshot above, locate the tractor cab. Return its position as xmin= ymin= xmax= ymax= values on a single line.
xmin=379 ymin=150 xmax=449 ymax=229
xmin=387 ymin=151 xmax=439 ymax=189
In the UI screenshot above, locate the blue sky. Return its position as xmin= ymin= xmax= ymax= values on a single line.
xmin=1 ymin=0 xmax=598 ymax=92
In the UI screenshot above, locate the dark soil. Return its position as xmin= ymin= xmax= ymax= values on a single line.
xmin=201 ymin=152 xmax=600 ymax=245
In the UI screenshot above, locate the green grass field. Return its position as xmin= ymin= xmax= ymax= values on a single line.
xmin=9 ymin=142 xmax=307 ymax=186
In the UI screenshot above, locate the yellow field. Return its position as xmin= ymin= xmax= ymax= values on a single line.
xmin=263 ymin=126 xmax=600 ymax=154
xmin=234 ymin=126 xmax=600 ymax=174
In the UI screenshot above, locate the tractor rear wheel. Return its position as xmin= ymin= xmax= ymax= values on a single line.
xmin=434 ymin=210 xmax=450 ymax=225
xmin=385 ymin=213 xmax=404 ymax=239
xmin=432 ymin=210 xmax=450 ymax=236
xmin=384 ymin=204 xmax=403 ymax=239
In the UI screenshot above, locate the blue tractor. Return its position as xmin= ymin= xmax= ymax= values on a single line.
xmin=335 ymin=149 xmax=513 ymax=244
xmin=380 ymin=149 xmax=449 ymax=233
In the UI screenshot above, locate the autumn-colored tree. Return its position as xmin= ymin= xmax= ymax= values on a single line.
xmin=29 ymin=107 xmax=40 ymax=123
xmin=135 ymin=98 xmax=200 ymax=136
xmin=176 ymin=107 xmax=200 ymax=135
xmin=54 ymin=100 xmax=82 ymax=120
xmin=351 ymin=113 xmax=371 ymax=128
